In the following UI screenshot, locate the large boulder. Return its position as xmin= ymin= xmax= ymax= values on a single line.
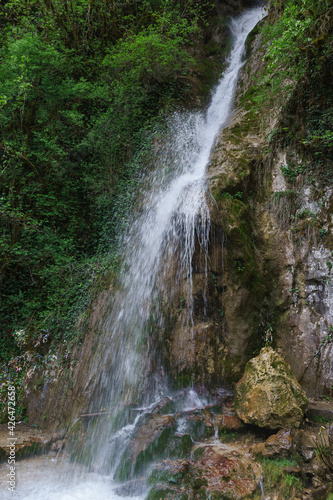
xmin=234 ymin=347 xmax=307 ymax=429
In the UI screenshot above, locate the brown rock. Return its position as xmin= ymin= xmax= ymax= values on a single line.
xmin=217 ymin=414 xmax=244 ymax=431
xmin=130 ymin=415 xmax=175 ymax=461
xmin=191 ymin=443 xmax=262 ymax=499
xmin=148 ymin=442 xmax=262 ymax=500
xmin=253 ymin=428 xmax=294 ymax=457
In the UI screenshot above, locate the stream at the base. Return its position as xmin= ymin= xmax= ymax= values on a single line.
xmin=0 ymin=455 xmax=147 ymax=499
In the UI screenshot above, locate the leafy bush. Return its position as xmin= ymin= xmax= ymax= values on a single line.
xmin=0 ymin=0 xmax=220 ymax=368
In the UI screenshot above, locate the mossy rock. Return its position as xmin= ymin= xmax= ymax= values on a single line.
xmin=146 ymin=483 xmax=189 ymax=500
xmin=235 ymin=347 xmax=308 ymax=429
xmin=115 ymin=415 xmax=177 ymax=481
xmin=148 ymin=459 xmax=191 ymax=487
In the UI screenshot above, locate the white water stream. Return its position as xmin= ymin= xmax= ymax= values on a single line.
xmin=0 ymin=6 xmax=264 ymax=498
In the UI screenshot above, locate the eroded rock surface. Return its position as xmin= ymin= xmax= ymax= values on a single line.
xmin=148 ymin=443 xmax=262 ymax=500
xmin=235 ymin=347 xmax=308 ymax=429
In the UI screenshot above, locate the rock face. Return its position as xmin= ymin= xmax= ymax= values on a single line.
xmin=235 ymin=347 xmax=308 ymax=429
xmin=0 ymin=423 xmax=63 ymax=461
xmin=130 ymin=415 xmax=176 ymax=462
xmin=253 ymin=428 xmax=294 ymax=457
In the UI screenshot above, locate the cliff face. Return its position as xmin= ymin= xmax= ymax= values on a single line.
xmin=21 ymin=2 xmax=333 ymax=432
xmin=174 ymin=12 xmax=333 ymax=397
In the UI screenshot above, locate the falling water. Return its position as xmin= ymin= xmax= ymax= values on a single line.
xmin=0 ymin=6 xmax=265 ymax=499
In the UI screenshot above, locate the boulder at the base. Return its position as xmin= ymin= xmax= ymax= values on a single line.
xmin=234 ymin=347 xmax=308 ymax=429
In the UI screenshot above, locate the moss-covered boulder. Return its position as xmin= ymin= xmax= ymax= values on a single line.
xmin=235 ymin=347 xmax=308 ymax=429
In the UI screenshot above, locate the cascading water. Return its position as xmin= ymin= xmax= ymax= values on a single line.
xmin=0 ymin=6 xmax=265 ymax=499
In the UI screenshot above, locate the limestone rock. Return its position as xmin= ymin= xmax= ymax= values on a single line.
xmin=253 ymin=428 xmax=294 ymax=457
xmin=130 ymin=415 xmax=176 ymax=461
xmin=235 ymin=347 xmax=308 ymax=429
xmin=0 ymin=423 xmax=62 ymax=461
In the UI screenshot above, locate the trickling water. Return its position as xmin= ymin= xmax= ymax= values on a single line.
xmin=1 ymin=7 xmax=265 ymax=499
xmin=87 ymin=6 xmax=265 ymax=472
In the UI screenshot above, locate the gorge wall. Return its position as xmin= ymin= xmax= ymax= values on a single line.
xmin=157 ymin=7 xmax=333 ymax=398
xmin=21 ymin=1 xmax=333 ymax=434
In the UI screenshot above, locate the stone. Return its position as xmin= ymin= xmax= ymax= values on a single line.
xmin=148 ymin=459 xmax=190 ymax=487
xmin=130 ymin=415 xmax=176 ymax=462
xmin=252 ymin=428 xmax=294 ymax=457
xmin=151 ymin=397 xmax=175 ymax=415
xmin=113 ymin=479 xmax=147 ymax=497
xmin=235 ymin=347 xmax=308 ymax=429
xmin=115 ymin=415 xmax=178 ymax=481
xmin=148 ymin=442 xmax=262 ymax=499
xmin=175 ymin=408 xmax=215 ymax=441
xmin=0 ymin=423 xmax=62 ymax=461
xmin=306 ymin=400 xmax=333 ymax=422
xmin=51 ymin=439 xmax=65 ymax=452
xmin=215 ymin=414 xmax=244 ymax=433
xmin=294 ymin=428 xmax=319 ymax=462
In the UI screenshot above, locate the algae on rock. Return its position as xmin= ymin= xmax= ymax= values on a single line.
xmin=234 ymin=347 xmax=308 ymax=429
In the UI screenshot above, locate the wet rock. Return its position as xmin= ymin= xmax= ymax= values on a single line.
xmin=113 ymin=479 xmax=147 ymax=497
xmin=130 ymin=415 xmax=176 ymax=462
xmin=147 ymin=443 xmax=262 ymax=499
xmin=151 ymin=397 xmax=175 ymax=415
xmin=176 ymin=408 xmax=215 ymax=441
xmin=253 ymin=428 xmax=294 ymax=457
xmin=0 ymin=423 xmax=62 ymax=461
xmin=148 ymin=459 xmax=190 ymax=487
xmin=235 ymin=347 xmax=308 ymax=429
xmin=215 ymin=413 xmax=244 ymax=434
xmin=115 ymin=415 xmax=191 ymax=481
xmin=51 ymin=439 xmax=65 ymax=452
xmin=191 ymin=444 xmax=261 ymax=499
xmin=147 ymin=483 xmax=188 ymax=500
xmin=306 ymin=400 xmax=333 ymax=422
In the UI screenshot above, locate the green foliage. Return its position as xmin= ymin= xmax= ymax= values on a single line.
xmin=244 ymin=0 xmax=333 ymax=185
xmin=0 ymin=0 xmax=220 ymax=374
xmin=281 ymin=163 xmax=307 ymax=181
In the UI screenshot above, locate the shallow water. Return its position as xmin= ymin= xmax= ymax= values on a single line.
xmin=0 ymin=454 xmax=146 ymax=499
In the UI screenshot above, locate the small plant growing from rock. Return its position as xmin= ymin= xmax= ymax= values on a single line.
xmin=313 ymin=425 xmax=333 ymax=480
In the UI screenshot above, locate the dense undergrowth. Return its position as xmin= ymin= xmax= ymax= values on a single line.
xmin=252 ymin=0 xmax=333 ymax=182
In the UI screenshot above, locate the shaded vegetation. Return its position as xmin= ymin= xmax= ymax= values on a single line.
xmin=0 ymin=0 xmax=222 ymax=370
xmin=253 ymin=0 xmax=333 ymax=183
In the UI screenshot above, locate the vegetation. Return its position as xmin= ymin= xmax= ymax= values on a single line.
xmin=258 ymin=457 xmax=304 ymax=498
xmin=0 ymin=0 xmax=220 ymax=379
xmin=254 ymin=0 xmax=333 ymax=183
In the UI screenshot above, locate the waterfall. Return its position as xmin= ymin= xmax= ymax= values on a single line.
xmin=2 ymin=6 xmax=265 ymax=499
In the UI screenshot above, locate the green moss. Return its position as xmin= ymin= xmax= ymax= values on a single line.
xmin=166 ymin=434 xmax=193 ymax=459
xmin=257 ymin=457 xmax=304 ymax=498
xmin=148 ymin=462 xmax=190 ymax=487
xmin=147 ymin=484 xmax=189 ymax=500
